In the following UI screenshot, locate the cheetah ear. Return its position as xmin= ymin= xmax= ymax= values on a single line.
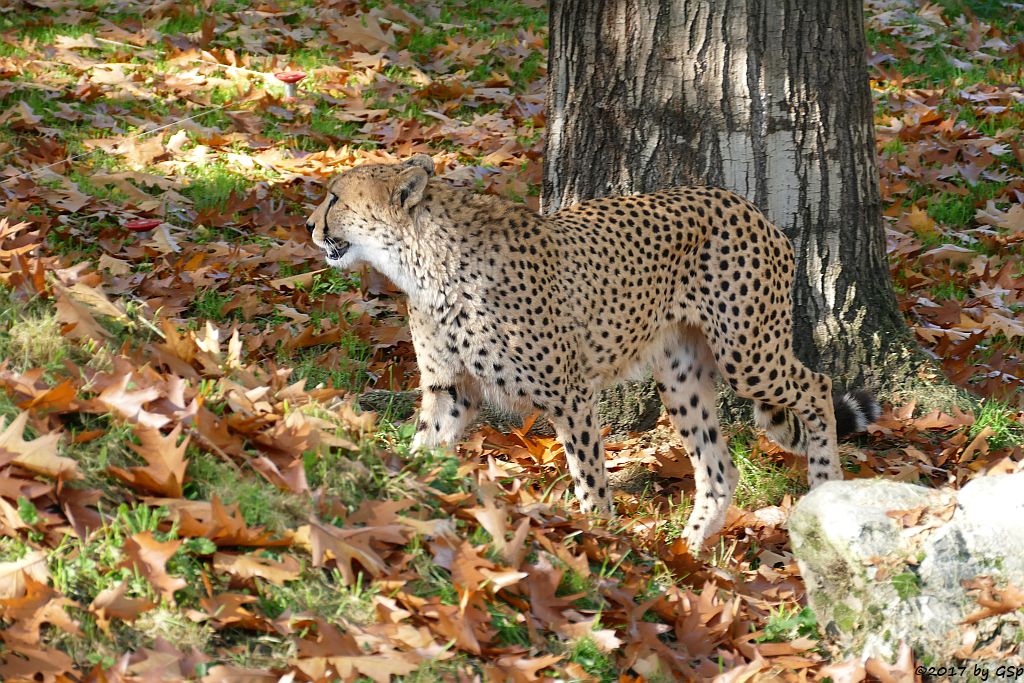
xmin=403 ymin=154 xmax=435 ymax=176
xmin=392 ymin=166 xmax=429 ymax=210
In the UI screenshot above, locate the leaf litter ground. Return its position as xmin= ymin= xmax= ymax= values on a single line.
xmin=0 ymin=0 xmax=1022 ymax=680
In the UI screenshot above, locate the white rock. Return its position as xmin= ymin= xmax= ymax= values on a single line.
xmin=788 ymin=472 xmax=1024 ymax=667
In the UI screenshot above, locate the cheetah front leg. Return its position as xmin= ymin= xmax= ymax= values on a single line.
xmin=408 ymin=310 xmax=481 ymax=452
xmin=653 ymin=330 xmax=738 ymax=551
xmin=411 ymin=374 xmax=481 ymax=451
xmin=549 ymin=395 xmax=613 ymax=515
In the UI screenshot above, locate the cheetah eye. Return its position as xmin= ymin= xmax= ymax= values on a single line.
xmin=326 ymin=193 xmax=338 ymax=212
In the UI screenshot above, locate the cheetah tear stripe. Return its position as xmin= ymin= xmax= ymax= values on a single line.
xmin=307 ymin=154 xmax=880 ymax=552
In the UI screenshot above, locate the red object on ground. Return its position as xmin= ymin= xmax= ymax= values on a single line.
xmin=274 ymin=71 xmax=307 ymax=84
xmin=274 ymin=71 xmax=307 ymax=99
xmin=124 ymin=218 xmax=161 ymax=232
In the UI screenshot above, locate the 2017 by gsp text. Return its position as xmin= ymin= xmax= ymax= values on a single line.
xmin=916 ymin=664 xmax=1023 ymax=680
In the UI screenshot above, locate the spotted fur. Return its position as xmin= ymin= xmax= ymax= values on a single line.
xmin=306 ymin=154 xmax=880 ymax=549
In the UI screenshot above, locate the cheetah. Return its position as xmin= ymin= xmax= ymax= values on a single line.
xmin=305 ymin=154 xmax=880 ymax=549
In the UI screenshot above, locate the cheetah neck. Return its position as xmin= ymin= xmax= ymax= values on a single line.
xmin=387 ymin=183 xmax=472 ymax=312
xmin=374 ymin=182 xmax=539 ymax=314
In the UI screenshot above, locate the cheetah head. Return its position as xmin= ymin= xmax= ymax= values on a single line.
xmin=305 ymin=154 xmax=434 ymax=271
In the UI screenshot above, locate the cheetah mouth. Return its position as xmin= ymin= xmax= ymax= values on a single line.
xmin=325 ymin=241 xmax=350 ymax=262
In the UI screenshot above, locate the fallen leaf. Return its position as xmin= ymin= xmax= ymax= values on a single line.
xmin=120 ymin=532 xmax=187 ymax=604
xmin=109 ymin=424 xmax=189 ymax=497
xmin=0 ymin=551 xmax=48 ymax=599
xmin=212 ymin=552 xmax=302 ymax=586
xmin=0 ymin=412 xmax=77 ymax=479
xmin=89 ymin=580 xmax=157 ymax=633
xmin=96 ymin=373 xmax=169 ymax=429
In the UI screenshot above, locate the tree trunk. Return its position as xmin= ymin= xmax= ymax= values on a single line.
xmin=544 ymin=0 xmax=928 ymax=427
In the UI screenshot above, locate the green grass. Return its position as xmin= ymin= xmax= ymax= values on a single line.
xmin=184 ymin=450 xmax=309 ymax=533
xmin=158 ymin=11 xmax=204 ymax=36
xmin=927 ymin=192 xmax=979 ymax=227
xmin=880 ymin=138 xmax=907 ymax=158
xmin=757 ymin=606 xmax=818 ymax=643
xmin=489 ymin=604 xmax=530 ymax=648
xmin=308 ymin=106 xmax=363 ymax=142
xmin=405 ymin=535 xmax=461 ymax=605
xmin=288 ymin=335 xmax=374 ymax=392
xmin=191 ymin=288 xmax=233 ymax=321
xmin=892 ymin=571 xmax=922 ymax=600
xmin=433 ymin=0 xmax=547 ymax=34
xmin=50 ymin=504 xmax=169 ymax=604
xmin=0 ymin=290 xmax=69 ymax=375
xmin=925 ymin=182 xmax=1004 ymax=227
xmin=934 ymin=0 xmax=1024 ymax=29
xmin=67 ymin=170 xmax=134 ymax=203
xmin=182 ymin=163 xmax=255 ymax=212
xmin=731 ymin=430 xmax=805 ymax=509
xmin=568 ymin=635 xmax=617 ymax=682
xmin=929 ymin=280 xmax=970 ymax=302
xmin=0 ymin=19 xmax=97 ymax=52
xmin=0 ymin=87 xmax=62 ymax=120
xmin=0 ymin=536 xmax=34 ymax=562
xmin=654 ymin=494 xmax=696 ymax=544
xmin=258 ymin=568 xmax=378 ymax=624
xmin=554 ymin=557 xmax=610 ymax=613
xmin=400 ymin=655 xmax=479 ymax=682
xmin=302 ymin=434 xmax=413 ymax=511
xmin=968 ymin=400 xmax=1024 ymax=450
xmin=304 ymin=268 xmax=360 ymax=298
xmin=372 ymin=0 xmax=547 ymax=38
xmin=64 ymin=420 xmax=137 ymax=491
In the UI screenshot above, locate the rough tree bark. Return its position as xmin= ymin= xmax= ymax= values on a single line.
xmin=544 ymin=0 xmax=928 ymax=428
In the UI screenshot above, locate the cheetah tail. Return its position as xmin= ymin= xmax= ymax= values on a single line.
xmin=833 ymin=389 xmax=881 ymax=438
xmin=753 ymin=389 xmax=880 ymax=455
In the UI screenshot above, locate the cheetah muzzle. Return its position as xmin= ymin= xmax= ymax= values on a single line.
xmin=306 ymin=154 xmax=880 ymax=552
xmin=324 ymin=239 xmax=350 ymax=266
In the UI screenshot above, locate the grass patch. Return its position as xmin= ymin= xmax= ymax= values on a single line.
xmin=182 ymin=163 xmax=255 ymax=212
xmin=401 ymin=655 xmax=479 ymax=682
xmin=757 ymin=606 xmax=818 ymax=643
xmin=304 ymin=268 xmax=360 ymax=299
xmin=925 ymin=182 xmax=1003 ymax=228
xmin=489 ymin=604 xmax=530 ymax=648
xmin=405 ymin=535 xmax=460 ymax=605
xmin=302 ymin=438 xmax=412 ymax=512
xmin=259 ymin=568 xmax=378 ymax=624
xmin=892 ymin=571 xmax=922 ymax=600
xmin=933 ymin=0 xmax=1024 ymax=29
xmin=927 ymin=192 xmax=979 ymax=227
xmin=185 ymin=450 xmax=309 ymax=533
xmin=64 ymin=419 xmax=137 ymax=493
xmin=969 ymin=400 xmax=1024 ymax=450
xmin=731 ymin=430 xmax=805 ymax=509
xmin=568 ymin=635 xmax=617 ymax=682
xmin=0 ymin=290 xmax=69 ymax=374
xmin=50 ymin=504 xmax=170 ymax=605
xmin=653 ymin=494 xmax=696 ymax=544
xmin=309 ymin=106 xmax=363 ymax=143
xmin=288 ymin=334 xmax=374 ymax=392
xmin=191 ymin=288 xmax=233 ymax=322
xmin=929 ymin=280 xmax=970 ymax=302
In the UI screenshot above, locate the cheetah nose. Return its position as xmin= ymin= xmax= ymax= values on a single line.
xmin=305 ymin=220 xmax=315 ymax=233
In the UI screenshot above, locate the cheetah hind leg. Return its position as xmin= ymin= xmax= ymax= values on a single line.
xmin=653 ymin=330 xmax=738 ymax=552
xmin=725 ymin=348 xmax=846 ymax=486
